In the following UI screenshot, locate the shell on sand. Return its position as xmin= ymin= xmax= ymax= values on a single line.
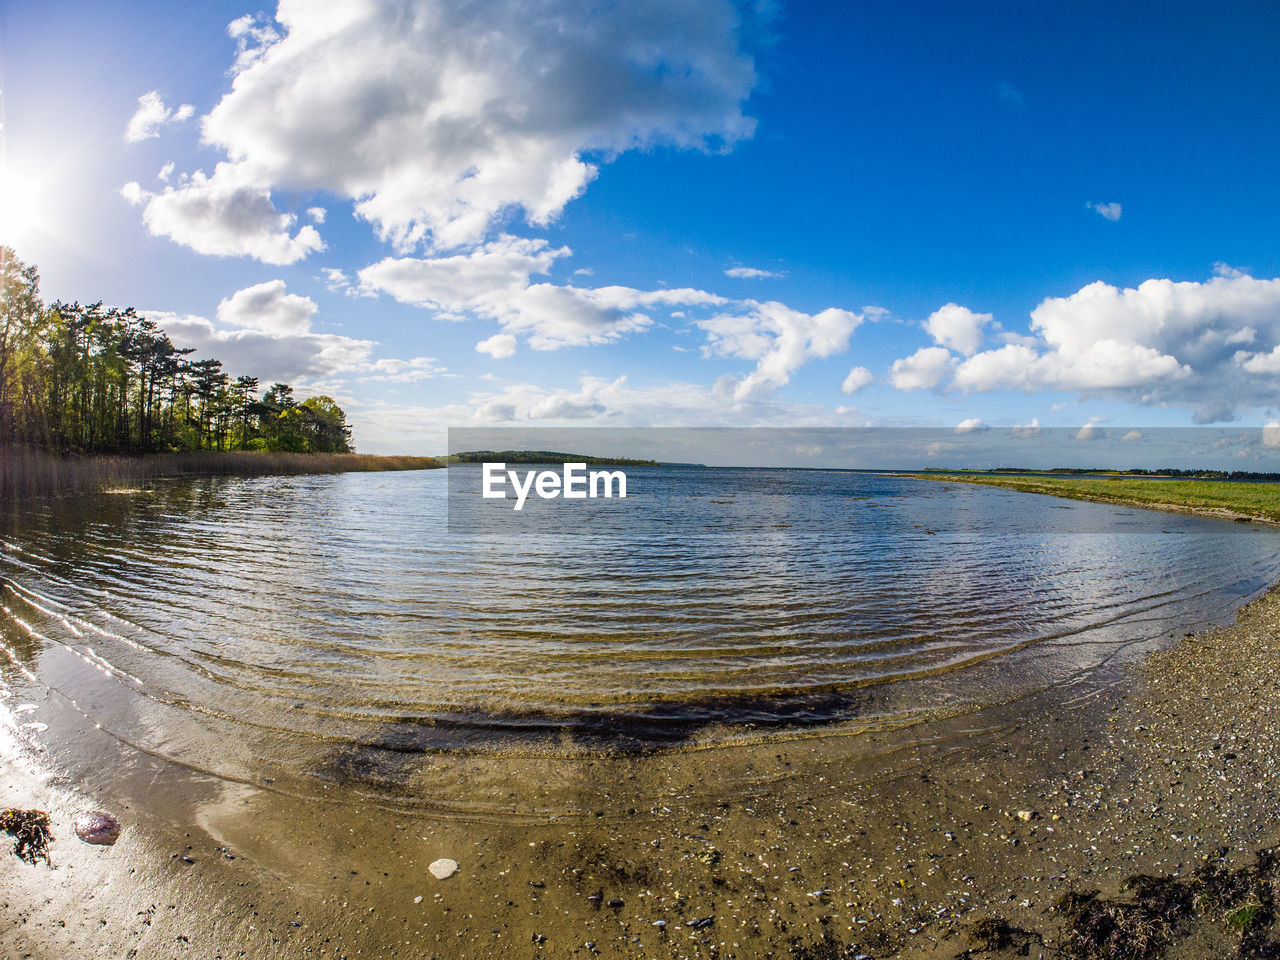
xmin=428 ymin=857 xmax=458 ymax=880
xmin=74 ymin=811 xmax=121 ymax=846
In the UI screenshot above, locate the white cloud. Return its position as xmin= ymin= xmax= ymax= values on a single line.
xmin=349 ymin=374 xmax=885 ymax=452
xmin=841 ymin=366 xmax=873 ymax=394
xmin=122 ymin=164 xmax=324 ymax=265
xmin=476 ymin=333 xmax=517 ymax=358
xmin=924 ymin=302 xmax=991 ymax=356
xmin=1075 ymin=423 xmax=1104 ymax=440
xmin=1121 ymin=430 xmax=1143 ymax=442
xmin=932 ymin=274 xmax=1280 ymax=422
xmin=1087 ymin=201 xmax=1122 ymax=221
xmin=358 ymin=237 xmax=567 ymax=309
xmin=698 ymin=302 xmax=862 ymax=400
xmin=361 ymin=239 xmax=732 ymax=349
xmin=306 ymin=206 xmax=326 ymax=224
xmin=217 ymin=279 xmax=316 ymax=335
xmin=724 ymin=266 xmax=781 ymax=279
xmin=144 ymin=280 xmax=442 ymax=387
xmin=148 ymin=0 xmax=763 ymax=259
xmin=954 ymin=417 xmax=986 ymax=434
xmin=889 ymin=346 xmax=954 ymax=391
xmin=1264 ymin=422 xmax=1280 ymax=449
xmin=1012 ymin=418 xmax=1041 ymax=438
xmin=125 ymin=91 xmax=195 ymax=142
xmin=148 ymin=309 xmax=373 ymax=384
xmin=358 ymin=356 xmax=448 ymax=383
xmin=1214 ymin=262 xmax=1250 ymax=279
xmin=322 ymin=267 xmax=351 ymax=292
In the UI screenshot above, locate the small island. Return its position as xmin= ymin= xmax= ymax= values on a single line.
xmin=446 ymin=449 xmax=659 ymax=466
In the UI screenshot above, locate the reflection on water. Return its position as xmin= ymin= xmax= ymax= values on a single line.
xmin=1 ymin=469 xmax=1278 ymax=806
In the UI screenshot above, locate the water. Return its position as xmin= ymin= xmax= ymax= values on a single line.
xmin=1 ymin=468 xmax=1278 ymax=803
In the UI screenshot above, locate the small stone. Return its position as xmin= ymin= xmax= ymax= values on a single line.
xmin=74 ymin=811 xmax=121 ymax=846
xmin=1016 ymin=810 xmax=1036 ymax=822
xmin=413 ymin=895 xmax=423 ymax=904
xmin=429 ymin=858 xmax=459 ymax=880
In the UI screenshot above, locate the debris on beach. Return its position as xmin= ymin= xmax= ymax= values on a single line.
xmin=0 ymin=808 xmax=53 ymax=865
xmin=429 ymin=857 xmax=458 ymax=880
xmin=74 ymin=810 xmax=122 ymax=846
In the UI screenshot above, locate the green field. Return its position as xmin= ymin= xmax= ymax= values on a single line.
xmin=909 ymin=473 xmax=1280 ymax=524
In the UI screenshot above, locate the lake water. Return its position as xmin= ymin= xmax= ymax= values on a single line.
xmin=2 ymin=468 xmax=1278 ymax=804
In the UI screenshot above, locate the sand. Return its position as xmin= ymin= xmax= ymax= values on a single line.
xmin=5 ymin=581 xmax=1280 ymax=958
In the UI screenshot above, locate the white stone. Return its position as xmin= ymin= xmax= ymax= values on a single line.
xmin=429 ymin=858 xmax=458 ymax=880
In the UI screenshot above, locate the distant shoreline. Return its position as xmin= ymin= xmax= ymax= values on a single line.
xmin=903 ymin=471 xmax=1280 ymax=526
xmin=0 ymin=449 xmax=443 ymax=501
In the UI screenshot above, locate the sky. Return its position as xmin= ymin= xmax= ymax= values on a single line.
xmin=3 ymin=0 xmax=1280 ymax=456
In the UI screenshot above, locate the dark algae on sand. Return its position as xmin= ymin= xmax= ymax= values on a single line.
xmin=0 ymin=809 xmax=52 ymax=865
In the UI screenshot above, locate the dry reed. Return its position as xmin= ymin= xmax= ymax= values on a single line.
xmin=0 ymin=448 xmax=442 ymax=501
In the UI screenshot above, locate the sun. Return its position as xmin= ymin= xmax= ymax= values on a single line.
xmin=0 ymin=162 xmax=48 ymax=251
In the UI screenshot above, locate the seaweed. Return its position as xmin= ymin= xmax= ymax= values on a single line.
xmin=0 ymin=808 xmax=53 ymax=865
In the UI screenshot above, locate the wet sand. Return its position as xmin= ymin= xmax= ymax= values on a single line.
xmin=4 ymin=576 xmax=1280 ymax=959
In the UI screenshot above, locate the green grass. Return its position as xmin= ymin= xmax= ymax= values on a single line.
xmin=908 ymin=473 xmax=1280 ymax=524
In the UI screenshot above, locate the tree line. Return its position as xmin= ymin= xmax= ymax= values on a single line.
xmin=0 ymin=247 xmax=352 ymax=456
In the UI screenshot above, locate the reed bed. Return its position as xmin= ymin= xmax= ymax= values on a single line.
xmin=0 ymin=448 xmax=442 ymax=501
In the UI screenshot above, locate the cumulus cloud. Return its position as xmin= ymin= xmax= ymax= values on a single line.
xmin=841 ymin=366 xmax=873 ymax=394
xmin=125 ymin=91 xmax=195 ymax=142
xmin=954 ymin=417 xmax=986 ymax=434
xmin=137 ymin=0 xmax=763 ymax=261
xmin=359 ymin=356 xmax=448 ymax=383
xmin=724 ymin=266 xmax=781 ymax=279
xmin=1214 ymin=262 xmax=1250 ymax=279
xmin=698 ymin=302 xmax=862 ymax=400
xmin=476 ymin=333 xmax=517 ymax=358
xmin=150 ymin=310 xmax=372 ymax=384
xmin=217 ymin=279 xmax=316 ymax=335
xmin=928 ymin=274 xmax=1280 ymax=422
xmin=889 ymin=346 xmax=954 ymax=391
xmin=358 ymin=237 xmax=567 ymax=310
xmin=121 ymin=164 xmax=324 ymax=265
xmin=145 ymin=280 xmax=441 ymax=386
xmin=924 ymin=302 xmax=991 ymax=356
xmin=1088 ymin=201 xmax=1122 ymax=221
xmin=361 ymin=238 xmax=735 ymax=349
xmin=1012 ymin=418 xmax=1041 ymax=438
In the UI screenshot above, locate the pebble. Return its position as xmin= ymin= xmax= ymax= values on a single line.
xmin=429 ymin=858 xmax=459 ymax=880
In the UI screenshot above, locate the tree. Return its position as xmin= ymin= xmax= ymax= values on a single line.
xmin=0 ymin=249 xmax=357 ymax=457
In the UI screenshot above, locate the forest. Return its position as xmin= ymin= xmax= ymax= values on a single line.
xmin=0 ymin=247 xmax=352 ymax=456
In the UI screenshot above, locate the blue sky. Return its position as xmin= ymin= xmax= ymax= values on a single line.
xmin=4 ymin=1 xmax=1280 ymax=454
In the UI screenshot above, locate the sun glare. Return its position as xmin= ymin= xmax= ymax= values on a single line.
xmin=0 ymin=164 xmax=49 ymax=250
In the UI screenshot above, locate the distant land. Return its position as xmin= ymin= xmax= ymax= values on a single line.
xmin=909 ymin=472 xmax=1280 ymax=526
xmin=445 ymin=450 xmax=660 ymax=466
xmin=910 ymin=467 xmax=1280 ymax=481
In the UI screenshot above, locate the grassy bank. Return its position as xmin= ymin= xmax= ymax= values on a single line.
xmin=907 ymin=472 xmax=1280 ymax=524
xmin=0 ymin=448 xmax=442 ymax=500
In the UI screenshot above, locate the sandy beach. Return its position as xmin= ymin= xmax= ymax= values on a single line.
xmin=5 ymin=565 xmax=1280 ymax=959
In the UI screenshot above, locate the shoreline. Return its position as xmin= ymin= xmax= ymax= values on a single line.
xmin=902 ymin=472 xmax=1280 ymax=526
xmin=0 ymin=449 xmax=443 ymax=500
xmin=5 ymin=573 xmax=1280 ymax=955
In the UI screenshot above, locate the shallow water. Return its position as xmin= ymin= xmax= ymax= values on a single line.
xmin=1 ymin=469 xmax=1278 ymax=807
